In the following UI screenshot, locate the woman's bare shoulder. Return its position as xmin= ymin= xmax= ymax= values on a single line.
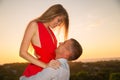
xmin=24 ymin=21 xmax=38 ymax=34
xmin=29 ymin=20 xmax=38 ymax=27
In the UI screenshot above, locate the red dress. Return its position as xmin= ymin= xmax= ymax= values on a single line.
xmin=22 ymin=22 xmax=57 ymax=77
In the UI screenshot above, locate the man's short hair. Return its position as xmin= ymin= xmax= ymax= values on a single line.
xmin=68 ymin=38 xmax=83 ymax=61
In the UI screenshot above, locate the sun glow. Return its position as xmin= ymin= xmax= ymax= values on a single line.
xmin=0 ymin=0 xmax=120 ymax=64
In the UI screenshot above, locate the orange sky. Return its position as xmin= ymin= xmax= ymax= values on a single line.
xmin=0 ymin=0 xmax=120 ymax=64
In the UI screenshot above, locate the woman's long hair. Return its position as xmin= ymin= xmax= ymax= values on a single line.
xmin=35 ymin=4 xmax=69 ymax=40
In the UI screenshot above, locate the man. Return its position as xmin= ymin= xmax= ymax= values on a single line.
xmin=20 ymin=38 xmax=83 ymax=80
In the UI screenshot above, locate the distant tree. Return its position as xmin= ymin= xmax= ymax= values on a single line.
xmin=109 ymin=73 xmax=120 ymax=80
xmin=70 ymin=73 xmax=77 ymax=80
xmin=1 ymin=60 xmax=120 ymax=80
xmin=76 ymin=71 xmax=89 ymax=80
xmin=96 ymin=71 xmax=109 ymax=80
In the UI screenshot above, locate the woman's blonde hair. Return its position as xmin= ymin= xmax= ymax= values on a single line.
xmin=36 ymin=4 xmax=69 ymax=40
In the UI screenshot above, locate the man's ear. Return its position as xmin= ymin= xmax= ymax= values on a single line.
xmin=64 ymin=51 xmax=71 ymax=59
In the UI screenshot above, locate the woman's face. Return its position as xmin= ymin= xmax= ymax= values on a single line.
xmin=49 ymin=16 xmax=64 ymax=29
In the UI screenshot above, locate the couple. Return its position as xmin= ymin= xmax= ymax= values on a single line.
xmin=19 ymin=4 xmax=82 ymax=80
xmin=20 ymin=38 xmax=83 ymax=80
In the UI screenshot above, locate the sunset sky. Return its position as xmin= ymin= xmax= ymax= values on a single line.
xmin=0 ymin=0 xmax=120 ymax=64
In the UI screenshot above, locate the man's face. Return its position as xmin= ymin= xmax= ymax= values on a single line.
xmin=55 ymin=39 xmax=72 ymax=58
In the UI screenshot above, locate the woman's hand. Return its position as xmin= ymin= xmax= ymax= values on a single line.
xmin=46 ymin=60 xmax=61 ymax=69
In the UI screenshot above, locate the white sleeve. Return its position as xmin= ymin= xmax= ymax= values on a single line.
xmin=29 ymin=68 xmax=57 ymax=80
xmin=20 ymin=68 xmax=58 ymax=80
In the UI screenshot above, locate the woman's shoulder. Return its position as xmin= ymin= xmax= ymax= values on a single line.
xmin=25 ymin=21 xmax=38 ymax=32
xmin=27 ymin=21 xmax=44 ymax=31
xmin=29 ymin=20 xmax=38 ymax=26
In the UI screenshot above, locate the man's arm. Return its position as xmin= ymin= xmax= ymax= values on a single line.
xmin=20 ymin=68 xmax=58 ymax=80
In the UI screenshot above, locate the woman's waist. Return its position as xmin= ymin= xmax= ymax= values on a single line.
xmin=37 ymin=56 xmax=55 ymax=63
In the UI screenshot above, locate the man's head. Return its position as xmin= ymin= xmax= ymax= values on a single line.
xmin=55 ymin=38 xmax=83 ymax=61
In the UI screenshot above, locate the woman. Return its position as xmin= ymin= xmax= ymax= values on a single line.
xmin=19 ymin=4 xmax=69 ymax=77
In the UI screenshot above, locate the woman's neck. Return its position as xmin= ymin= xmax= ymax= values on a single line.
xmin=43 ymin=22 xmax=49 ymax=28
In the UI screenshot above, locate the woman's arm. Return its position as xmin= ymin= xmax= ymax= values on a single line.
xmin=19 ymin=21 xmax=47 ymax=68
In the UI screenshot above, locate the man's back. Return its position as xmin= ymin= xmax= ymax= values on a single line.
xmin=20 ymin=58 xmax=70 ymax=80
xmin=52 ymin=58 xmax=70 ymax=80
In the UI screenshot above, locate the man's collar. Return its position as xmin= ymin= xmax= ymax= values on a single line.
xmin=57 ymin=58 xmax=67 ymax=63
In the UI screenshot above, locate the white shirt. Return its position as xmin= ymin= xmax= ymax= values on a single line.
xmin=20 ymin=58 xmax=70 ymax=80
